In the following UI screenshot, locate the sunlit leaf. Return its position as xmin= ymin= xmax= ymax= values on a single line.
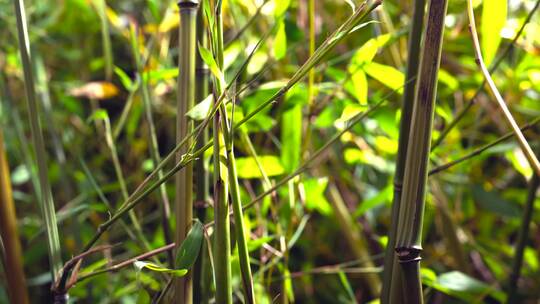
xmin=274 ymin=21 xmax=287 ymax=60
xmin=281 ymin=104 xmax=302 ymax=172
xmin=481 ymin=0 xmax=507 ymax=65
xmin=303 ymin=177 xmax=332 ymax=215
xmin=235 ymin=155 xmax=285 ymax=179
xmin=363 ymin=62 xmax=404 ymax=93
xmin=186 ymin=94 xmax=213 ymax=120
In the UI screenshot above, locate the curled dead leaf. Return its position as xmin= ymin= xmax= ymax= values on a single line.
xmin=69 ymin=82 xmax=119 ymax=100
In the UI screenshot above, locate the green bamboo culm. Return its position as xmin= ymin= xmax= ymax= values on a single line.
xmin=507 ymin=174 xmax=540 ymax=303
xmin=393 ymin=0 xmax=447 ymax=302
xmin=176 ymin=0 xmax=199 ymax=303
xmin=0 ymin=130 xmax=30 ymax=304
xmin=212 ymin=0 xmax=256 ymax=301
xmin=193 ymin=3 xmax=211 ymax=302
xmin=12 ymin=0 xmax=63 ymax=283
xmin=211 ymin=1 xmax=234 ymax=302
xmin=381 ymin=0 xmax=426 ymax=301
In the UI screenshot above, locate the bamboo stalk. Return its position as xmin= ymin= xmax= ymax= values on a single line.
xmin=381 ymin=0 xmax=426 ymax=301
xmin=507 ymin=174 xmax=539 ymax=303
xmin=221 ymin=104 xmax=256 ymax=303
xmin=213 ymin=110 xmax=233 ymax=304
xmin=0 ymin=130 xmax=29 ymax=304
xmin=193 ymin=3 xmax=210 ymax=302
xmin=175 ymin=0 xmax=199 ymax=303
xmin=12 ymin=0 xmax=62 ymax=282
xmin=466 ymin=0 xmax=540 ymax=177
xmin=393 ymin=0 xmax=448 ymax=302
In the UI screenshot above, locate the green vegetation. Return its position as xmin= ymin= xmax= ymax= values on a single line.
xmin=1 ymin=0 xmax=540 ymax=302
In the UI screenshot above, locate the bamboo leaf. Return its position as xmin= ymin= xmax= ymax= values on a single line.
xmin=363 ymin=62 xmax=405 ymax=93
xmin=175 ymin=220 xmax=204 ymax=270
xmin=235 ymin=156 xmax=285 ymax=178
xmin=198 ymin=43 xmax=226 ymax=89
xmin=281 ymin=104 xmax=302 ymax=172
xmin=186 ymin=94 xmax=213 ymax=121
xmin=273 ymin=21 xmax=287 ymax=60
xmin=134 ymin=261 xmax=188 ymax=277
xmin=424 ymin=271 xmax=506 ymax=302
xmin=481 ymin=0 xmax=507 ymax=65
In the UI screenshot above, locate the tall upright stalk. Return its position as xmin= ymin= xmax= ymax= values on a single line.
xmin=193 ymin=4 xmax=210 ymax=302
xmin=382 ymin=0 xmax=426 ymax=302
xmin=175 ymin=0 xmax=199 ymax=303
xmin=393 ymin=0 xmax=447 ymax=302
xmin=213 ymin=106 xmax=233 ymax=304
xmin=0 ymin=129 xmax=30 ymax=304
xmin=508 ymin=174 xmax=539 ymax=303
xmin=221 ymin=102 xmax=256 ymax=303
xmin=12 ymin=0 xmax=62 ymax=282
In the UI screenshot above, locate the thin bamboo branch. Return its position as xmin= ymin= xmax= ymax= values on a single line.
xmin=429 ymin=116 xmax=540 ymax=176
xmin=176 ymin=0 xmax=199 ymax=303
xmin=77 ymin=243 xmax=176 ymax=282
xmin=394 ymin=0 xmax=448 ymax=302
xmin=12 ymin=0 xmax=62 ymax=282
xmin=466 ymin=0 xmax=540 ymax=177
xmin=507 ymin=174 xmax=539 ymax=303
xmin=0 ymin=130 xmax=29 ymax=304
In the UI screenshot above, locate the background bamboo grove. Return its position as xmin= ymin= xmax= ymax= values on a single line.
xmin=1 ymin=0 xmax=540 ymax=303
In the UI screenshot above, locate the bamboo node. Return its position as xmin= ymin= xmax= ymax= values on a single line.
xmin=395 ymin=245 xmax=423 ymax=263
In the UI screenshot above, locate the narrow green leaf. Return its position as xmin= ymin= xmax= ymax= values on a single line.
xmin=175 ymin=220 xmax=204 ymax=270
xmin=281 ymin=105 xmax=302 ymax=172
xmin=198 ymin=43 xmax=225 ymax=88
xmin=134 ymin=261 xmax=188 ymax=277
xmin=274 ymin=21 xmax=287 ymax=60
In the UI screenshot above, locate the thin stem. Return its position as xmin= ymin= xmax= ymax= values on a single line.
xmin=221 ymin=102 xmax=256 ymax=303
xmin=507 ymin=174 xmax=540 ymax=303
xmin=77 ymin=243 xmax=176 ymax=282
xmin=466 ymin=0 xmax=540 ymax=177
xmin=429 ymin=116 xmax=540 ymax=176
xmin=12 ymin=0 xmax=62 ymax=281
